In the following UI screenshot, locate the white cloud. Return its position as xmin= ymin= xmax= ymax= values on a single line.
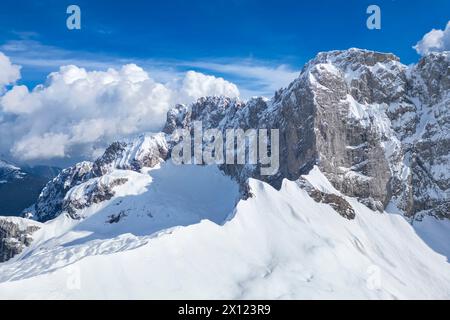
xmin=0 ymin=40 xmax=300 ymax=164
xmin=12 ymin=133 xmax=69 ymax=160
xmin=182 ymin=60 xmax=299 ymax=97
xmin=414 ymin=21 xmax=450 ymax=56
xmin=1 ymin=40 xmax=298 ymax=98
xmin=0 ymin=56 xmax=239 ymax=161
xmin=0 ymin=52 xmax=21 ymax=93
xmin=180 ymin=71 xmax=239 ymax=99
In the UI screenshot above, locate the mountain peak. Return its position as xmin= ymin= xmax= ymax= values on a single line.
xmin=304 ymin=48 xmax=401 ymax=72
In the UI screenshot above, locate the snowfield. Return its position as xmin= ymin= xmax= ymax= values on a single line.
xmin=0 ymin=162 xmax=448 ymax=299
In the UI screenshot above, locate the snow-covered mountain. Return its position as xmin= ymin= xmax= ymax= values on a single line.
xmin=0 ymin=159 xmax=24 ymax=183
xmin=0 ymin=48 xmax=449 ymax=299
xmin=1 ymin=164 xmax=449 ymax=299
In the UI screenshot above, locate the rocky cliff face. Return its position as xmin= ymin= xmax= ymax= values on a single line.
xmin=33 ymin=133 xmax=169 ymax=222
xmin=160 ymin=49 xmax=449 ymax=219
xmin=0 ymin=217 xmax=41 ymax=263
xmin=401 ymin=52 xmax=450 ymax=219
xmin=30 ymin=48 xmax=449 ymax=224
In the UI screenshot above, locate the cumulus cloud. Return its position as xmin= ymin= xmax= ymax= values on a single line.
xmin=0 ymin=52 xmax=21 ymax=93
xmin=0 ymin=56 xmax=239 ymax=162
xmin=12 ymin=133 xmax=69 ymax=160
xmin=181 ymin=60 xmax=299 ymax=98
xmin=181 ymin=71 xmax=240 ymax=99
xmin=414 ymin=21 xmax=450 ymax=56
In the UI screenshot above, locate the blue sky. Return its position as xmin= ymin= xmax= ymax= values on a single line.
xmin=1 ymin=0 xmax=449 ymax=96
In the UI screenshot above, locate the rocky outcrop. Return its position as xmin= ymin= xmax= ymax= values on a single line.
xmin=0 ymin=217 xmax=40 ymax=263
xmin=92 ymin=134 xmax=169 ymax=175
xmin=34 ymin=161 xmax=94 ymax=222
xmin=400 ymin=52 xmax=450 ymax=220
xmin=63 ymin=177 xmax=129 ymax=219
xmin=33 ymin=134 xmax=169 ymax=222
xmin=296 ymin=178 xmax=355 ymax=220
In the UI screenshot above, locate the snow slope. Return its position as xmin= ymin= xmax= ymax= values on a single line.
xmin=0 ymin=163 xmax=448 ymax=299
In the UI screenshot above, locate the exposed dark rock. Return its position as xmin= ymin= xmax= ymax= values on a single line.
xmin=33 ymin=134 xmax=168 ymax=222
xmin=296 ymin=178 xmax=355 ymax=220
xmin=0 ymin=217 xmax=40 ymax=263
xmin=34 ymin=161 xmax=94 ymax=222
xmin=107 ymin=210 xmax=128 ymax=224
xmin=63 ymin=177 xmax=128 ymax=219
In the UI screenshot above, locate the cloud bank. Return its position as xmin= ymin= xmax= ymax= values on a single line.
xmin=0 ymin=39 xmax=299 ymax=99
xmin=0 ymin=55 xmax=239 ymax=162
xmin=414 ymin=21 xmax=450 ymax=55
xmin=0 ymin=52 xmax=21 ymax=93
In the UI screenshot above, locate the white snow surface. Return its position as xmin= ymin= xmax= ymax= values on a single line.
xmin=0 ymin=163 xmax=449 ymax=299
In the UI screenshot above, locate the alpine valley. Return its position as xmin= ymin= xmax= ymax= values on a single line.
xmin=0 ymin=48 xmax=449 ymax=299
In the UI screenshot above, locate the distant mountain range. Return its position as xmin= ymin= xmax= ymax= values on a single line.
xmin=0 ymin=160 xmax=60 ymax=216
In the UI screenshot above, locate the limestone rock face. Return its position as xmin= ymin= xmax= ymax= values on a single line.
xmin=63 ymin=177 xmax=129 ymax=219
xmin=162 ymin=49 xmax=449 ymax=219
xmin=0 ymin=217 xmax=40 ymax=263
xmin=296 ymin=178 xmax=356 ymax=220
xmin=34 ymin=161 xmax=94 ymax=222
xmin=33 ymin=134 xmax=169 ymax=222
xmin=405 ymin=53 xmax=449 ymax=220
